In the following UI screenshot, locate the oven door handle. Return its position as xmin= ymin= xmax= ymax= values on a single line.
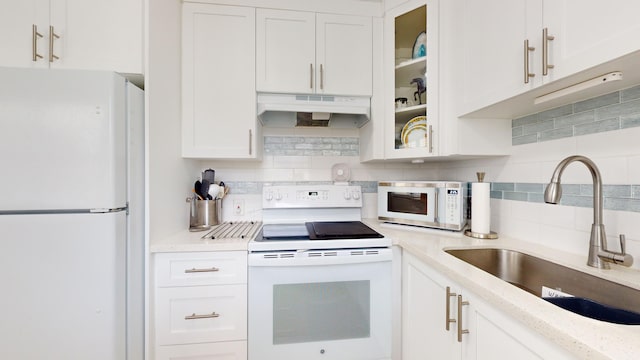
xmin=248 ymin=249 xmax=392 ymax=267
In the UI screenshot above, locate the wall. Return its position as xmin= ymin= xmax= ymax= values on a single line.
xmin=440 ymin=87 xmax=640 ymax=269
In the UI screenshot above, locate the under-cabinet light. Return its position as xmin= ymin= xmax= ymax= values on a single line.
xmin=534 ymin=71 xmax=623 ymax=104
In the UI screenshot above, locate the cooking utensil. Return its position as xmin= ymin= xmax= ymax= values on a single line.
xmin=201 ymin=179 xmax=212 ymax=200
xmin=202 ymin=169 xmax=215 ymax=184
xmin=194 ymin=180 xmax=204 ymax=199
xmin=208 ymin=184 xmax=221 ymax=199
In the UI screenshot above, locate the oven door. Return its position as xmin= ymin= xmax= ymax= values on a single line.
xmin=378 ymin=185 xmax=438 ymax=224
xmin=248 ymin=249 xmax=392 ymax=360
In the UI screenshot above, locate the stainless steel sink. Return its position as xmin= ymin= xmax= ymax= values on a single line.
xmin=445 ymin=248 xmax=640 ymax=324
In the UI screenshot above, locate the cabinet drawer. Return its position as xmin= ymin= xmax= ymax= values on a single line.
xmin=156 ymin=285 xmax=247 ymax=345
xmin=155 ymin=251 xmax=247 ymax=287
xmin=155 ymin=341 xmax=247 ymax=360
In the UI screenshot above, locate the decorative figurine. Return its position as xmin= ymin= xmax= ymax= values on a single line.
xmin=410 ymin=77 xmax=426 ymax=105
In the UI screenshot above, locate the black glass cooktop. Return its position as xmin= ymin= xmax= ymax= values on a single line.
xmin=258 ymin=221 xmax=383 ymax=241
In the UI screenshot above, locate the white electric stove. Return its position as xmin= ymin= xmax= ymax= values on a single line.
xmin=248 ymin=184 xmax=392 ymax=360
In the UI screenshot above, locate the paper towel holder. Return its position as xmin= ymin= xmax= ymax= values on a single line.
xmin=464 ymin=172 xmax=498 ymax=239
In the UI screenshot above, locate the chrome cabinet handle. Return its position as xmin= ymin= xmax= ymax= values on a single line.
xmin=428 ymin=124 xmax=433 ymax=153
xmin=32 ymin=25 xmax=43 ymax=61
xmin=320 ymin=64 xmax=324 ymax=90
xmin=445 ymin=286 xmax=456 ymax=330
xmin=457 ymin=294 xmax=469 ymax=342
xmin=49 ymin=26 xmax=60 ymax=62
xmin=249 ymin=129 xmax=252 ymax=155
xmin=184 ymin=267 xmax=219 ymax=273
xmin=310 ymin=63 xmax=313 ymax=89
xmin=185 ymin=312 xmax=219 ymax=320
xmin=523 ymin=39 xmax=535 ymax=84
xmin=542 ymin=27 xmax=555 ymax=76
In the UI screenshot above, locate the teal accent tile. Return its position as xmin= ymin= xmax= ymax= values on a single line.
xmin=604 ymin=198 xmax=631 ymax=211
xmin=630 ymin=199 xmax=640 ymax=212
xmin=523 ymin=119 xmax=554 ymax=135
xmin=492 ymin=183 xmax=515 ymax=191
xmin=554 ymin=111 xmax=595 ymax=128
xmin=573 ymin=92 xmax=619 ymax=113
xmin=504 ymin=192 xmax=528 ymax=201
xmin=528 ymin=193 xmax=544 ymax=203
xmin=574 ymin=118 xmax=620 ymax=136
xmin=265 ymin=136 xmax=284 ymax=143
xmin=512 ymin=134 xmax=538 ymax=145
xmin=515 ymin=183 xmax=544 ymax=193
xmin=560 ymin=195 xmax=593 ymax=208
xmin=595 ymin=99 xmax=640 ymax=120
xmin=622 ymin=85 xmax=640 ymax=101
xmin=580 ymin=184 xmax=593 ymax=196
xmin=604 ymin=185 xmax=632 ymax=198
xmin=539 ymin=127 xmax=574 ymax=142
xmin=490 ymin=191 xmax=503 ymax=199
xmin=633 ymin=186 xmax=640 ymax=199
xmin=513 ymin=113 xmax=539 ymax=127
xmin=512 ymin=126 xmax=523 ymax=137
xmin=561 ymin=184 xmax=581 ymax=195
xmin=538 ymin=104 xmax=573 ymax=121
xmin=621 ymin=113 xmax=640 ymax=129
xmin=342 ymin=137 xmax=359 ymax=144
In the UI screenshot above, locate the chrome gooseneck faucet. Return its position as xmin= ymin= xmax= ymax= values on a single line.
xmin=544 ymin=155 xmax=633 ymax=269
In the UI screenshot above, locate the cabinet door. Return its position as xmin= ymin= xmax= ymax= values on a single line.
xmin=182 ymin=3 xmax=259 ymax=159
xmin=542 ymin=0 xmax=640 ymax=82
xmin=49 ymin=0 xmax=143 ymax=74
xmin=458 ymin=0 xmax=542 ymax=116
xmin=256 ymin=9 xmax=316 ymax=94
xmin=0 ymin=0 xmax=49 ymax=68
xmin=316 ymin=14 xmax=372 ymax=96
xmin=402 ymin=252 xmax=458 ymax=359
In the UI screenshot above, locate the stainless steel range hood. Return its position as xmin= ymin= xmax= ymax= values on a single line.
xmin=257 ymin=93 xmax=371 ymax=128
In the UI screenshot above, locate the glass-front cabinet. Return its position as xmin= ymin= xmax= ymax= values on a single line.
xmin=384 ymin=0 xmax=438 ymax=159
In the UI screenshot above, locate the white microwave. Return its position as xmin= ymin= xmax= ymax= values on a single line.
xmin=378 ymin=181 xmax=468 ymax=231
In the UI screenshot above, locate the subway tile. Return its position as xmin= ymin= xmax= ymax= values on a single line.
xmin=512 ymin=134 xmax=538 ymax=145
xmin=523 ymin=119 xmax=554 ymax=135
xmin=560 ymin=184 xmax=581 ymax=195
xmin=604 ymin=198 xmax=631 ymax=211
xmin=622 ymin=85 xmax=640 ymax=102
xmin=503 ymin=191 xmax=528 ymax=201
xmin=573 ymin=92 xmax=619 ymax=113
xmin=603 ymin=185 xmax=632 ymax=198
xmin=515 ymin=183 xmax=544 ymax=193
xmin=512 ymin=126 xmax=523 ymax=137
xmin=513 ymin=113 xmax=539 ymax=128
xmin=633 ymin=185 xmax=640 ymax=199
xmin=539 ymin=127 xmax=574 ymax=142
xmin=621 ymin=113 xmax=640 ymax=129
xmin=538 ymin=104 xmax=573 ymax=121
xmin=595 ymin=98 xmax=640 ymax=120
xmin=559 ymin=195 xmax=593 ymax=208
xmin=554 ymin=111 xmax=595 ymax=128
xmin=630 ymin=199 xmax=640 ymax=212
xmin=492 ymin=182 xmax=515 ymax=191
xmin=341 ymin=137 xmax=359 ymax=144
xmin=573 ymin=118 xmax=620 ymax=136
xmin=490 ymin=191 xmax=503 ymax=199
xmin=528 ymin=193 xmax=544 ymax=203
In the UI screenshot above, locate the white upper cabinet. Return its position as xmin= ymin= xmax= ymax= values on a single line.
xmin=459 ymin=0 xmax=640 ymax=118
xmin=542 ymin=0 xmax=640 ymax=82
xmin=181 ymin=3 xmax=261 ymax=159
xmin=0 ymin=0 xmax=142 ymax=74
xmin=256 ymin=9 xmax=372 ymax=96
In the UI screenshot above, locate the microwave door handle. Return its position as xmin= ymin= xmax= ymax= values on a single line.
xmin=434 ymin=188 xmax=439 ymax=223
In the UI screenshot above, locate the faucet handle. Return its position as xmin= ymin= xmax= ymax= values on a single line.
xmin=619 ymin=234 xmax=626 ymax=254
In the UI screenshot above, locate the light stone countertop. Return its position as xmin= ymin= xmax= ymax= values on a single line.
xmin=150 ymin=219 xmax=640 ymax=359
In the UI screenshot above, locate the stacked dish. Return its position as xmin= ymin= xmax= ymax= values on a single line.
xmin=401 ymin=116 xmax=427 ymax=148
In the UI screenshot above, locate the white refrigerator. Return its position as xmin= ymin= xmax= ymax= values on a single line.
xmin=0 ymin=67 xmax=144 ymax=360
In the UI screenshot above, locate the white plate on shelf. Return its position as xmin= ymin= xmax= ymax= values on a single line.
xmin=401 ymin=116 xmax=427 ymax=148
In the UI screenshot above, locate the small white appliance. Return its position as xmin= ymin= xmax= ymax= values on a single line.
xmin=378 ymin=181 xmax=468 ymax=231
xmin=248 ymin=184 xmax=392 ymax=360
xmin=0 ymin=67 xmax=144 ymax=359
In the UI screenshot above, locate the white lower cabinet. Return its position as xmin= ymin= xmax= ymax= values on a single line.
xmin=402 ymin=252 xmax=574 ymax=359
xmin=154 ymin=251 xmax=248 ymax=360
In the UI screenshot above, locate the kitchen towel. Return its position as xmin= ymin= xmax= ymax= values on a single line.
xmin=471 ymin=182 xmax=491 ymax=234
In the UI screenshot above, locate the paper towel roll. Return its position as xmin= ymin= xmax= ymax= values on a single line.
xmin=471 ymin=182 xmax=491 ymax=234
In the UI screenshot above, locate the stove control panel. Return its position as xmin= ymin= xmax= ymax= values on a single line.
xmin=263 ymin=185 xmax=362 ymax=209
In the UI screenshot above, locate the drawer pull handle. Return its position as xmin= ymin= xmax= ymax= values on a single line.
xmin=457 ymin=294 xmax=469 ymax=342
xmin=445 ymin=286 xmax=456 ymax=330
xmin=185 ymin=267 xmax=219 ymax=273
xmin=185 ymin=312 xmax=220 ymax=320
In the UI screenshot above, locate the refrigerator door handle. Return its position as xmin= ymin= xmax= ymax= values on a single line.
xmin=89 ymin=206 xmax=128 ymax=214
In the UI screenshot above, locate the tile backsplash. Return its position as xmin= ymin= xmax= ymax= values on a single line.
xmin=512 ymin=85 xmax=640 ymax=145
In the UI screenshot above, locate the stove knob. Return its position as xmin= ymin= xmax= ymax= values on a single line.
xmin=265 ymin=192 xmax=273 ymax=201
xmin=343 ymin=190 xmax=351 ymax=200
xmin=275 ymin=192 xmax=283 ymax=201
xmin=352 ymin=191 xmax=361 ymax=200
